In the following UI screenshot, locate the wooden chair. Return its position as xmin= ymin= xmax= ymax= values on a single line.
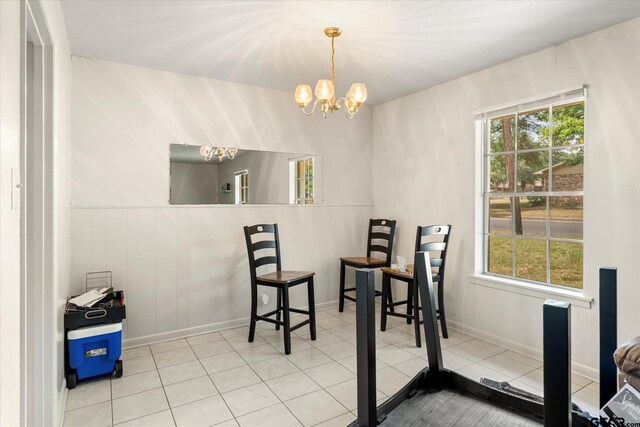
xmin=339 ymin=218 xmax=397 ymax=312
xmin=380 ymin=224 xmax=451 ymax=346
xmin=244 ymin=223 xmax=316 ymax=355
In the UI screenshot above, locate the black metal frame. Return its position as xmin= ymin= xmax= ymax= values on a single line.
xmin=244 ymin=223 xmax=316 ymax=355
xmin=339 ymin=218 xmax=397 ymax=312
xmin=599 ymin=267 xmax=617 ymax=408
xmin=351 ymin=251 xmax=602 ymax=427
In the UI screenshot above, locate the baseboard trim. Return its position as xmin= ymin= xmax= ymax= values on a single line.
xmin=58 ymin=385 xmax=68 ymax=427
xmin=123 ymin=300 xmax=339 ymax=349
xmin=448 ymin=319 xmax=599 ymax=382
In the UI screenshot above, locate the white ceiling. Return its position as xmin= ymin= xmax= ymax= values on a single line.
xmin=62 ymin=1 xmax=640 ymax=105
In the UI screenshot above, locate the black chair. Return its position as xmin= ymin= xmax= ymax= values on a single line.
xmin=339 ymin=218 xmax=397 ymax=312
xmin=244 ymin=223 xmax=316 ymax=355
xmin=380 ymin=224 xmax=451 ymax=346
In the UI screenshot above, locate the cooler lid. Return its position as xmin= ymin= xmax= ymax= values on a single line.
xmin=68 ymin=322 xmax=122 ymax=340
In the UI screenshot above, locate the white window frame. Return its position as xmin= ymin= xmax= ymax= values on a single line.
xmin=234 ymin=170 xmax=248 ymax=204
xmin=289 ymin=156 xmax=314 ymax=205
xmin=475 ymin=86 xmax=587 ymax=293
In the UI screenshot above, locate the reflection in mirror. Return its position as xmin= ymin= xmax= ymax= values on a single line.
xmin=169 ymin=144 xmax=322 ymax=205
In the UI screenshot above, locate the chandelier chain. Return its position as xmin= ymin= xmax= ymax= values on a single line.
xmin=331 ymin=35 xmax=335 ymax=93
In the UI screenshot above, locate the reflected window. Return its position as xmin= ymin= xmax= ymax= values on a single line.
xmin=234 ymin=170 xmax=248 ymax=204
xmin=484 ymin=98 xmax=584 ymax=289
xmin=289 ymin=157 xmax=314 ymax=204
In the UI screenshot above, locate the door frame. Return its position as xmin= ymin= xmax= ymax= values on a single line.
xmin=20 ymin=1 xmax=55 ymax=425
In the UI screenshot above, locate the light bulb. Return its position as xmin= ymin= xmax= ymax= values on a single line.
xmin=226 ymin=148 xmax=238 ymax=159
xmin=294 ymin=85 xmax=313 ymax=107
xmin=214 ymin=147 xmax=225 ymax=161
xmin=315 ymin=79 xmax=334 ymax=102
xmin=349 ymin=83 xmax=367 ymax=104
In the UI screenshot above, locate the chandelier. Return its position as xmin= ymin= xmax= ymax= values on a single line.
xmin=200 ymin=146 xmax=238 ymax=162
xmin=294 ymin=27 xmax=367 ymax=119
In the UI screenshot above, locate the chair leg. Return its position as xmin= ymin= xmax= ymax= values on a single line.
xmin=387 ymin=280 xmax=395 ymax=313
xmin=275 ymin=288 xmax=282 ymax=331
xmin=308 ymin=277 xmax=317 ymax=341
xmin=339 ymin=261 xmax=346 ymax=312
xmin=282 ymin=285 xmax=292 ymax=355
xmin=437 ymin=280 xmax=448 ymax=339
xmin=406 ymin=284 xmax=413 ymax=325
xmin=414 ymin=282 xmax=421 ymax=348
xmin=381 ymin=273 xmax=389 ymax=331
xmin=249 ymin=282 xmax=258 ymax=342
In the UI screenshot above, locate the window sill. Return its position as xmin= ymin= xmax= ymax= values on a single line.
xmin=468 ymin=274 xmax=593 ymax=309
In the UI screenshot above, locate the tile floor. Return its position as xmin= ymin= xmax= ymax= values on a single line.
xmin=63 ymin=303 xmax=600 ymax=426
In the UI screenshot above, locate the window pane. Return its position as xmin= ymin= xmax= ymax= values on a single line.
xmin=550 ymin=241 xmax=583 ymax=289
xmin=489 ymin=154 xmax=515 ymax=192
xmin=297 ymin=179 xmax=305 ymax=200
xmin=489 ymin=197 xmax=512 ymax=235
xmin=488 ymin=236 xmax=512 ymax=276
xmin=516 ymin=196 xmax=547 ymax=237
xmin=517 ymin=108 xmax=549 ymax=150
xmin=551 ymin=147 xmax=583 ymax=191
xmin=517 ymin=150 xmax=547 ymax=192
xmin=550 ymin=196 xmax=583 ymax=239
xmin=552 ymin=102 xmax=584 ymax=147
xmin=490 ymin=115 xmax=516 ymax=153
xmin=515 ymin=238 xmax=547 ymax=282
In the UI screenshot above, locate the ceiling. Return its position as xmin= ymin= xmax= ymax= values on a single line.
xmin=62 ymin=1 xmax=640 ymax=105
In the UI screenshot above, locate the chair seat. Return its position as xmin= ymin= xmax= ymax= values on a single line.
xmin=257 ymin=271 xmax=315 ymax=284
xmin=381 ymin=264 xmax=440 ymax=282
xmin=341 ymin=256 xmax=387 ymax=267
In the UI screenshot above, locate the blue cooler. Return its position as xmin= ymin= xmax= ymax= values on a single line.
xmin=68 ymin=322 xmax=122 ymax=381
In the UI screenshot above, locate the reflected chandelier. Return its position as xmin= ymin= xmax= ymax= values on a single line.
xmin=200 ymin=146 xmax=238 ymax=161
xmin=294 ymin=27 xmax=367 ymax=119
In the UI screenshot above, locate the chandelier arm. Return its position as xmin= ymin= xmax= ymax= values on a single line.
xmin=302 ymin=99 xmax=319 ymax=115
xmin=336 ymin=97 xmax=355 ymax=119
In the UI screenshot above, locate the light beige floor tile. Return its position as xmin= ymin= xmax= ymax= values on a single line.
xmin=447 ymin=339 xmax=505 ymax=362
xmin=510 ymin=379 xmax=545 ymax=396
xmin=515 ymin=368 xmax=590 ymax=394
xmin=111 ymin=369 xmax=162 ymax=399
xmin=442 ymin=349 xmax=475 ymax=371
xmin=337 ymin=355 xmax=388 ymax=374
xmin=316 ymin=341 xmax=356 ymax=360
xmin=587 ymin=381 xmax=599 ymax=392
xmin=123 ymin=355 xmax=157 ymax=376
xmin=237 ymin=343 xmax=281 ymax=364
xmin=164 ymin=375 xmax=218 ymax=408
xmin=158 ymin=360 xmax=206 ymax=386
xmin=236 ymin=403 xmax=302 ymax=427
xmin=186 ymin=332 xmax=224 ymax=346
xmin=226 ymin=333 xmax=266 ymax=350
xmin=330 ymin=325 xmax=356 ymax=342
xmin=66 ymin=379 xmax=111 ymax=411
xmin=501 ymin=350 xmax=542 ymax=368
xmin=284 ymin=389 xmax=348 ymax=427
xmin=172 ymin=395 xmax=234 ymax=427
xmin=313 ymin=412 xmax=356 ymax=427
xmin=219 ymin=326 xmax=250 ymax=340
xmin=287 ymin=348 xmax=333 ymax=370
xmin=251 ymin=355 xmax=299 ymax=381
xmin=572 ymin=373 xmax=592 ymax=387
xmin=112 ymin=388 xmax=169 ymax=425
xmin=115 ymin=409 xmax=175 ymax=426
xmin=479 ymin=353 xmax=538 ymax=379
xmin=191 ymin=340 xmax=234 ymax=359
xmin=572 ymin=385 xmax=599 ymax=415
xmin=213 ymin=420 xmax=240 ymax=427
xmin=266 ymin=336 xmax=314 ymax=354
xmin=304 ymin=361 xmax=355 ymax=388
xmin=393 ymin=339 xmax=427 ymax=358
xmin=122 ymin=346 xmax=151 ymax=360
xmin=325 ymin=378 xmax=386 ymax=411
xmin=265 ymin=371 xmax=321 ymax=402
xmin=392 ymin=357 xmax=428 ymax=377
xmin=221 ymin=382 xmax=280 ymax=417
xmin=63 ymin=401 xmax=112 ymax=427
xmin=458 ymin=362 xmax=514 ymax=383
xmin=199 ymin=351 xmax=247 ymax=375
xmin=150 ymin=339 xmax=189 ymax=355
xmin=153 ymin=347 xmax=197 ymax=369
xmin=316 ymin=316 xmax=351 ymax=330
xmin=211 ymin=365 xmax=261 ymax=393
xmin=375 ymin=367 xmax=411 ymax=397
xmin=375 ymin=345 xmax=415 ymax=366
xmin=439 ymin=330 xmax=475 ymax=348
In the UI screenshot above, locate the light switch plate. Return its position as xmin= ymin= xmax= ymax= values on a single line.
xmin=11 ymin=167 xmax=21 ymax=210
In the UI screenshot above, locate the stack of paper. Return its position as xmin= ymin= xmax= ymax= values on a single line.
xmin=69 ymin=287 xmax=111 ymax=308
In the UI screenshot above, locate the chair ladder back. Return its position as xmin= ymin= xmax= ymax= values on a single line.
xmin=415 ymin=225 xmax=452 ymax=275
xmin=366 ymin=218 xmax=396 ymax=266
xmin=244 ymin=224 xmax=282 ymax=283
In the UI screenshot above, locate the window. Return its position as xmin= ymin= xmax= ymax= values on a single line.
xmin=289 ymin=156 xmax=314 ymax=204
xmin=481 ymin=91 xmax=584 ymax=289
xmin=234 ymin=170 xmax=248 ymax=204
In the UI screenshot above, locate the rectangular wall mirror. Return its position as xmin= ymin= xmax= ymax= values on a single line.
xmin=169 ymin=144 xmax=323 ymax=205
